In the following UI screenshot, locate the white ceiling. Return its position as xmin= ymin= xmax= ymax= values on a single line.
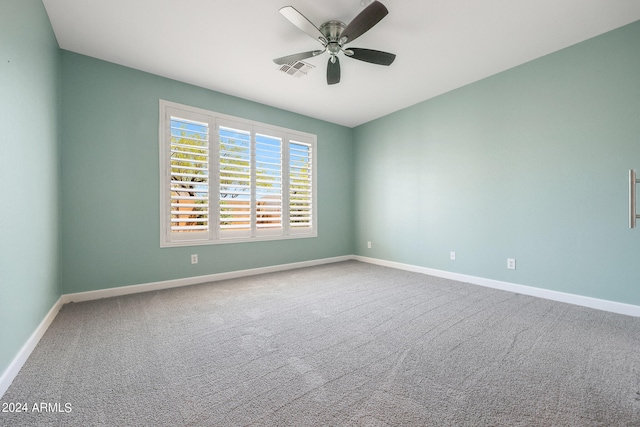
xmin=42 ymin=0 xmax=640 ymax=128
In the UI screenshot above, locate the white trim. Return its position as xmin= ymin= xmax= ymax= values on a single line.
xmin=353 ymin=255 xmax=640 ymax=318
xmin=159 ymin=99 xmax=318 ymax=247
xmin=62 ymin=255 xmax=351 ymax=304
xmin=0 ymin=297 xmax=64 ymax=398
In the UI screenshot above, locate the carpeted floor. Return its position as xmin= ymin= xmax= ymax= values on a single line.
xmin=1 ymin=261 xmax=639 ymax=426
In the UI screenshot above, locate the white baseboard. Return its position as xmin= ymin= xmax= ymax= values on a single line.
xmin=3 ymin=253 xmax=638 ymax=399
xmin=62 ymin=255 xmax=353 ymax=304
xmin=0 ymin=297 xmax=64 ymax=398
xmin=353 ymin=255 xmax=640 ymax=317
xmin=1 ymin=255 xmax=350 ymax=399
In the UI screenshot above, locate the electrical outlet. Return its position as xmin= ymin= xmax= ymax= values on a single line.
xmin=507 ymin=258 xmax=516 ymax=270
xmin=367 ymin=241 xmax=372 ymax=249
xmin=450 ymin=251 xmax=456 ymax=260
xmin=191 ymin=254 xmax=198 ymax=265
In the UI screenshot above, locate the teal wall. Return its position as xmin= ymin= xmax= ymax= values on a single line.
xmin=354 ymin=21 xmax=640 ymax=305
xmin=2 ymin=0 xmax=639 ymax=389
xmin=0 ymin=1 xmax=60 ymax=376
xmin=59 ymin=52 xmax=354 ymax=294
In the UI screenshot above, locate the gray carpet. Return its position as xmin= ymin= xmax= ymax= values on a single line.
xmin=1 ymin=261 xmax=639 ymax=426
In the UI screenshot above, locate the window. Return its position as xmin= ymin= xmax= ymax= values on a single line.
xmin=159 ymin=100 xmax=317 ymax=247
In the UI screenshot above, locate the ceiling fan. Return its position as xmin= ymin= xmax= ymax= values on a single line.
xmin=273 ymin=1 xmax=396 ymax=85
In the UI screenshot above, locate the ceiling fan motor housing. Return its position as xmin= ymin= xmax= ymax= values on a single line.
xmin=319 ymin=21 xmax=346 ymax=42
xmin=319 ymin=21 xmax=346 ymax=56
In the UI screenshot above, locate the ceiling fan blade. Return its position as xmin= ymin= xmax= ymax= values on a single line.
xmin=340 ymin=1 xmax=388 ymax=44
xmin=346 ymin=48 xmax=396 ymax=65
xmin=274 ymin=50 xmax=325 ymax=65
xmin=279 ymin=6 xmax=327 ymax=45
xmin=327 ymin=57 xmax=340 ymax=85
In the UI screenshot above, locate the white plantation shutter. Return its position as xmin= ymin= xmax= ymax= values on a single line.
xmin=289 ymin=140 xmax=313 ymax=232
xmin=218 ymin=124 xmax=252 ymax=238
xmin=160 ymin=103 xmax=215 ymax=245
xmin=160 ymin=100 xmax=316 ymax=247
xmin=255 ymin=133 xmax=283 ymax=235
xmin=170 ymin=117 xmax=209 ymax=233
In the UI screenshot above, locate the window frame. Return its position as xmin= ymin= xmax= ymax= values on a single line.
xmin=159 ymin=100 xmax=317 ymax=248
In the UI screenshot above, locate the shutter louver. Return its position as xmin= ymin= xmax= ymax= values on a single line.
xmin=170 ymin=117 xmax=209 ymax=233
